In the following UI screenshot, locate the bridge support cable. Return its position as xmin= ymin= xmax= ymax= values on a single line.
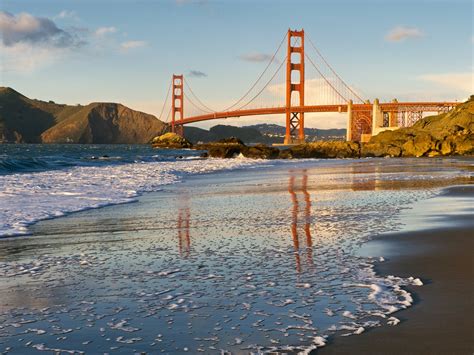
xmin=306 ymin=34 xmax=364 ymax=103
xmin=183 ymin=78 xmax=216 ymax=113
xmin=305 ymin=53 xmax=349 ymax=104
xmin=219 ymin=32 xmax=288 ymax=112
xmin=183 ymin=92 xmax=216 ymax=116
xmin=158 ymin=80 xmax=172 ymax=122
xmin=232 ymin=55 xmax=287 ymax=111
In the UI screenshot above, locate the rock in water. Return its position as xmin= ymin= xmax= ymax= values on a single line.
xmin=286 ymin=141 xmax=361 ymax=158
xmin=151 ymin=132 xmax=193 ymax=149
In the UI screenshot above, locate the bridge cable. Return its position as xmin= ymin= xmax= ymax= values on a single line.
xmin=234 ymin=55 xmax=287 ymax=111
xmin=183 ymin=78 xmax=216 ymax=113
xmin=158 ymin=80 xmax=172 ymax=121
xmin=183 ymin=92 xmax=216 ymax=115
xmin=306 ymin=35 xmax=364 ymax=103
xmin=305 ymin=53 xmax=349 ymax=103
xmin=165 ymin=105 xmax=172 ymax=123
xmin=231 ymin=35 xmax=300 ymax=111
xmin=219 ymin=31 xmax=288 ymax=112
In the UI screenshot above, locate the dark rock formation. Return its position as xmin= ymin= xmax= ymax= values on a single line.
xmin=287 ymin=141 xmax=360 ymax=159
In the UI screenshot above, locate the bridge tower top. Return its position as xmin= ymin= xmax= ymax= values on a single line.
xmin=171 ymin=74 xmax=184 ymax=136
xmin=285 ymin=29 xmax=305 ymax=144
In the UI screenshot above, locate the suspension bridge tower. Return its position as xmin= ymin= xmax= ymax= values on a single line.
xmin=171 ymin=74 xmax=184 ymax=136
xmin=284 ymin=29 xmax=305 ymax=145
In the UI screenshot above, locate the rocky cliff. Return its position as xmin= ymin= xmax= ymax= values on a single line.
xmin=363 ymin=96 xmax=474 ymax=157
xmin=0 ymin=87 xmax=167 ymax=144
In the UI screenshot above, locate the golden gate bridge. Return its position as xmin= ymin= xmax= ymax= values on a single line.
xmin=158 ymin=29 xmax=458 ymax=143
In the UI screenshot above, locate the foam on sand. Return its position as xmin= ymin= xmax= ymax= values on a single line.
xmin=0 ymin=158 xmax=268 ymax=237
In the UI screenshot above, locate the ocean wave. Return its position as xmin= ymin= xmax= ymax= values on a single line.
xmin=0 ymin=158 xmax=268 ymax=237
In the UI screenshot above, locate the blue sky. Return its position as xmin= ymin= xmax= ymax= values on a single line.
xmin=1 ymin=0 xmax=472 ymax=128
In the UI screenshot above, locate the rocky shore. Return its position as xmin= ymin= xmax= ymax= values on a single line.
xmin=152 ymin=97 xmax=473 ymax=159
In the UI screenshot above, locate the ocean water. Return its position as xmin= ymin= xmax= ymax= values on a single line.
xmin=0 ymin=145 xmax=472 ymax=354
xmin=0 ymin=144 xmax=271 ymax=237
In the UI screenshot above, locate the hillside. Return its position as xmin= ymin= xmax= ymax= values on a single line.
xmin=184 ymin=124 xmax=346 ymax=144
xmin=247 ymin=124 xmax=346 ymax=141
xmin=0 ymin=87 xmax=167 ymax=144
xmin=365 ymin=96 xmax=474 ymax=157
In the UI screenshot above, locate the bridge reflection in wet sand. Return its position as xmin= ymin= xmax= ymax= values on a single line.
xmin=288 ymin=170 xmax=314 ymax=273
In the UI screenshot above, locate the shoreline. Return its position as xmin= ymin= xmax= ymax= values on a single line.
xmin=317 ymin=184 xmax=474 ymax=354
xmin=0 ymin=159 xmax=472 ymax=353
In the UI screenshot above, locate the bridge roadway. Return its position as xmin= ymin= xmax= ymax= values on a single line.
xmin=176 ymin=102 xmax=458 ymax=125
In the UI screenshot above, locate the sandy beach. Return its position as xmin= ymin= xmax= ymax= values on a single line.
xmin=317 ymin=185 xmax=474 ymax=354
xmin=0 ymin=158 xmax=472 ymax=354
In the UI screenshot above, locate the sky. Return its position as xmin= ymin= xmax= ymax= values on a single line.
xmin=1 ymin=0 xmax=473 ymax=129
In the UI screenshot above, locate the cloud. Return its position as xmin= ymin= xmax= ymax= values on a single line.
xmin=418 ymin=72 xmax=473 ymax=97
xmin=188 ymin=70 xmax=207 ymax=78
xmin=385 ymin=26 xmax=423 ymax=42
xmin=120 ymin=40 xmax=147 ymax=51
xmin=239 ymin=52 xmax=275 ymax=63
xmin=0 ymin=11 xmax=88 ymax=73
xmin=0 ymin=41 xmax=69 ymax=73
xmin=0 ymin=11 xmax=83 ymax=48
xmin=55 ymin=10 xmax=77 ymax=20
xmin=95 ymin=26 xmax=117 ymax=37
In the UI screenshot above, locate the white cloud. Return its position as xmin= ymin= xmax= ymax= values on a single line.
xmin=120 ymin=40 xmax=147 ymax=51
xmin=0 ymin=11 xmax=82 ymax=47
xmin=385 ymin=26 xmax=423 ymax=42
xmin=418 ymin=72 xmax=473 ymax=97
xmin=0 ymin=42 xmax=68 ymax=73
xmin=55 ymin=10 xmax=77 ymax=20
xmin=95 ymin=26 xmax=117 ymax=37
xmin=0 ymin=11 xmax=87 ymax=73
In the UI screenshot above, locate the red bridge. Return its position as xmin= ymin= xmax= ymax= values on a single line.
xmin=159 ymin=29 xmax=458 ymax=143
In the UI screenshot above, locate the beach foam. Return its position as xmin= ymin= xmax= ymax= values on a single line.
xmin=0 ymin=158 xmax=268 ymax=237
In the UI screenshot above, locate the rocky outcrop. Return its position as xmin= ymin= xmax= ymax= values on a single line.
xmin=192 ymin=138 xmax=358 ymax=159
xmin=151 ymin=132 xmax=192 ymax=149
xmin=286 ymin=141 xmax=360 ymax=159
xmin=364 ymin=96 xmax=474 ymax=157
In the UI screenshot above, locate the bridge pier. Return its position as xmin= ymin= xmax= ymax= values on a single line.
xmin=346 ymin=100 xmax=353 ymax=141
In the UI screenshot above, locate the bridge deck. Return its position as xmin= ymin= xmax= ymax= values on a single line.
xmin=177 ymin=102 xmax=458 ymax=125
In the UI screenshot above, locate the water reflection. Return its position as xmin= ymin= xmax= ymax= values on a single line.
xmin=176 ymin=192 xmax=191 ymax=257
xmin=288 ymin=170 xmax=314 ymax=272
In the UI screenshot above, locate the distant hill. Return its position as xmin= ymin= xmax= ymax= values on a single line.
xmin=0 ymin=87 xmax=167 ymax=143
xmin=247 ymin=124 xmax=346 ymax=142
xmin=184 ymin=123 xmax=346 ymax=144
xmin=184 ymin=125 xmax=265 ymax=144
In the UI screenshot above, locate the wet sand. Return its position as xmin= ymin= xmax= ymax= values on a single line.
xmin=0 ymin=158 xmax=473 ymax=353
xmin=317 ymin=185 xmax=474 ymax=355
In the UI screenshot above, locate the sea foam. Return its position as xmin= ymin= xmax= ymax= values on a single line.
xmin=0 ymin=158 xmax=267 ymax=237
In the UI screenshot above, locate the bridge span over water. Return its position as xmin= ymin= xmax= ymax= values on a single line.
xmin=159 ymin=29 xmax=458 ymax=143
